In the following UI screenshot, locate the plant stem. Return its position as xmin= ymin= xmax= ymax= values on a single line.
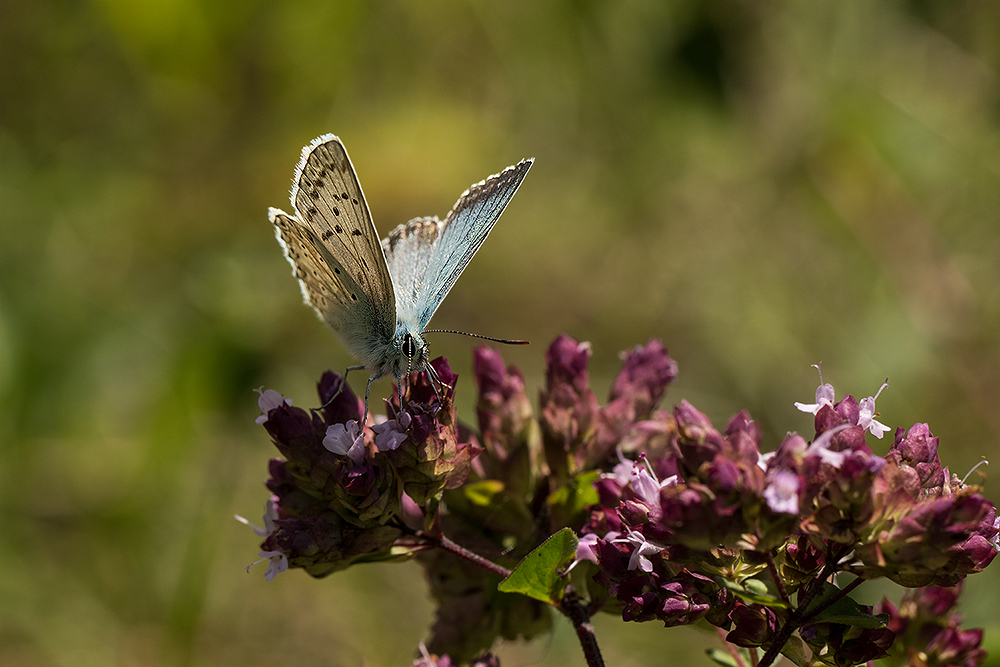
xmin=766 ymin=552 xmax=790 ymax=605
xmin=756 ymin=547 xmax=847 ymax=667
xmin=426 ymin=532 xmax=605 ymax=667
xmin=431 ymin=533 xmax=512 ymax=578
xmin=715 ymin=627 xmax=748 ymax=667
xmin=561 ymin=588 xmax=605 ymax=667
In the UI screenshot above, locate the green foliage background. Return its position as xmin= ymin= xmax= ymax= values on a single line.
xmin=3 ymin=1 xmax=1000 ymax=665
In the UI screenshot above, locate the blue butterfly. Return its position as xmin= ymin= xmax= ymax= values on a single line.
xmin=269 ymin=134 xmax=532 ymax=422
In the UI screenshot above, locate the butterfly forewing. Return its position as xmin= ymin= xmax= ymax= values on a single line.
xmin=270 ymin=210 xmax=393 ymax=361
xmin=290 ymin=135 xmax=396 ymax=333
xmin=385 ymin=158 xmax=534 ymax=330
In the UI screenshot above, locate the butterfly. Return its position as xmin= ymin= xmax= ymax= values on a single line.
xmin=269 ymin=134 xmax=533 ymax=424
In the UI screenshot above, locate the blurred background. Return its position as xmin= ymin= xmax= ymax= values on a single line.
xmin=3 ymin=1 xmax=1000 ymax=665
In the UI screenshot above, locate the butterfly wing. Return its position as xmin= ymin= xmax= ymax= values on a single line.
xmin=270 ymin=135 xmax=396 ymax=366
xmin=381 ymin=216 xmax=445 ymax=325
xmin=383 ymin=158 xmax=533 ymax=330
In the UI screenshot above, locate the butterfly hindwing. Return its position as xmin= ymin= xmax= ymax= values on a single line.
xmin=382 ymin=216 xmax=445 ymax=326
xmin=383 ymin=158 xmax=533 ymax=330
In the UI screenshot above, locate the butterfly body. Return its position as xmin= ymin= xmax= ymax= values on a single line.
xmin=270 ymin=134 xmax=532 ymax=420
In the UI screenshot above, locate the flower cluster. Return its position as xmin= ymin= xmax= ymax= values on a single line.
xmin=878 ymin=584 xmax=987 ymax=667
xmin=246 ymin=335 xmax=997 ymax=667
xmin=581 ymin=364 xmax=997 ymax=663
xmin=251 ymin=359 xmax=476 ymax=577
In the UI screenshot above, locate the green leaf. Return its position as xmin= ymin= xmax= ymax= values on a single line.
xmin=443 ymin=481 xmax=535 ymax=539
xmin=716 ymin=577 xmax=789 ymax=608
xmin=546 ymin=470 xmax=601 ymax=529
xmin=705 ymin=648 xmax=739 ymax=667
xmin=498 ymin=528 xmax=578 ymax=604
xmin=804 ymin=581 xmax=888 ymax=628
xmin=780 ymin=635 xmax=810 ymax=667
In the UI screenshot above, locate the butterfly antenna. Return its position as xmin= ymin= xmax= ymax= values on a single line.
xmin=422 ymin=329 xmax=529 ymax=345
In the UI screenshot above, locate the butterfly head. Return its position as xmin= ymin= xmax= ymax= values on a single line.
xmin=389 ymin=322 xmax=430 ymax=382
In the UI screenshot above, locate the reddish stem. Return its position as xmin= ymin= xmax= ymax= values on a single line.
xmin=423 ymin=532 xmax=605 ymax=667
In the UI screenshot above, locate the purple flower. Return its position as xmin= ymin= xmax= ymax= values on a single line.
xmin=615 ymin=530 xmax=665 ymax=572
xmin=607 ymin=340 xmax=677 ymax=416
xmin=255 ymin=388 xmax=291 ymax=424
xmin=630 ymin=457 xmax=677 ymax=507
xmin=795 ymin=365 xmax=835 ymax=415
xmin=546 ymin=334 xmax=592 ymax=393
xmin=235 ymin=496 xmax=280 ymax=537
xmin=856 ymin=493 xmax=999 ymax=586
xmin=373 ymin=410 xmax=411 ymax=452
xmin=472 ymin=346 xmax=539 ymax=492
xmin=673 ymin=400 xmax=725 ymax=472
xmin=858 ymin=379 xmax=891 ymax=439
xmin=763 ymin=469 xmax=800 ymax=514
xmin=657 ymin=574 xmax=712 ymax=626
xmin=805 ymin=424 xmax=852 ymax=468
xmin=801 ymin=622 xmax=894 ymax=667
xmin=574 ymin=532 xmax=604 ymax=565
xmin=254 ymin=549 xmax=289 ymax=581
xmin=879 ymin=585 xmax=987 ymax=667
xmin=323 ymin=420 xmax=365 ymax=463
xmin=539 ymin=335 xmax=600 ymax=479
xmin=595 ymin=340 xmax=677 ymax=453
xmin=886 ymin=422 xmax=946 ymax=494
xmin=726 ymin=601 xmax=777 ymax=647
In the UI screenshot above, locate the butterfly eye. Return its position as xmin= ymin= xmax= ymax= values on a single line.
xmin=403 ymin=333 xmax=417 ymax=360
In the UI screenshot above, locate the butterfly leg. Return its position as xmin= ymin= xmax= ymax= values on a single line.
xmin=395 ymin=372 xmax=405 ymax=413
xmin=362 ymin=371 xmax=380 ymax=427
xmin=423 ymin=363 xmax=448 ymax=410
xmin=318 ymin=364 xmax=366 ymax=410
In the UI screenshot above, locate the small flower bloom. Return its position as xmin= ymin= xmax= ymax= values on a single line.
xmin=545 ymin=334 xmax=592 ymax=393
xmin=255 ymin=388 xmax=291 ymax=424
xmin=858 ymin=379 xmax=891 ymax=439
xmin=323 ymin=420 xmax=365 ymax=462
xmin=657 ymin=575 xmax=712 ymax=626
xmin=630 ymin=458 xmax=677 ymax=507
xmin=795 ymin=365 xmax=835 ymax=415
xmin=605 ymin=447 xmax=636 ymax=486
xmin=615 ymin=530 xmax=664 ymax=572
xmin=806 ymin=424 xmax=852 ymax=468
xmin=259 ymin=550 xmax=289 ymax=581
xmin=235 ymin=496 xmax=280 ymax=536
xmin=726 ymin=601 xmax=777 ymax=647
xmin=244 ymin=549 xmax=289 ymax=581
xmin=763 ymin=469 xmax=800 ymax=514
xmin=372 ymin=410 xmax=411 ymax=452
xmin=573 ymin=532 xmax=603 ymax=566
